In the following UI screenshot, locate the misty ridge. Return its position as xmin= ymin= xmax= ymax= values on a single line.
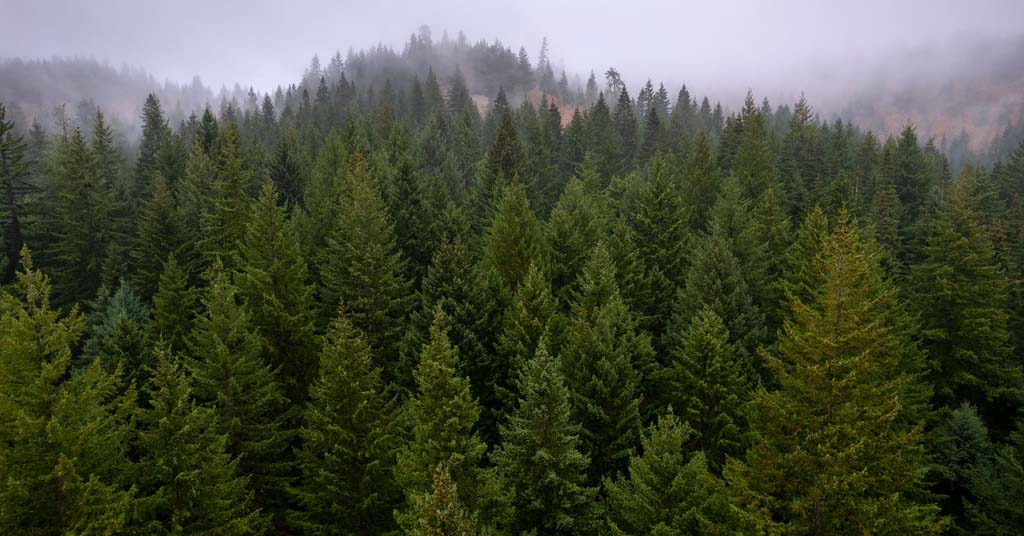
xmin=3 ymin=26 xmax=1024 ymax=169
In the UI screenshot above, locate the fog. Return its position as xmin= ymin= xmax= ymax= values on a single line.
xmin=3 ymin=0 xmax=1022 ymax=100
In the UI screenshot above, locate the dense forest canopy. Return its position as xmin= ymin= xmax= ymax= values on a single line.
xmin=2 ymin=22 xmax=1024 ymax=536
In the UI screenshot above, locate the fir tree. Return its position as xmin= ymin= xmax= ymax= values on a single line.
xmin=482 ymin=182 xmax=543 ymax=291
xmin=544 ymin=176 xmax=610 ymax=302
xmin=660 ymin=306 xmax=749 ymax=471
xmin=235 ymin=180 xmax=318 ymax=401
xmin=187 ymin=265 xmax=291 ymax=526
xmin=491 ymin=341 xmax=597 ymax=535
xmin=604 ymin=412 xmax=746 ymax=535
xmin=0 ymin=248 xmax=137 ymax=534
xmin=136 ymin=347 xmax=266 ymax=534
xmin=50 ymin=127 xmax=112 ymax=305
xmin=910 ymin=172 xmax=1023 ymax=434
xmin=396 ymin=308 xmax=488 ymax=525
xmin=292 ymin=308 xmax=400 ymax=535
xmin=561 ymin=243 xmax=650 ymax=480
xmin=408 ymin=465 xmax=481 ymax=536
xmin=81 ymin=280 xmax=152 ymax=384
xmin=150 ymin=254 xmax=198 ymax=354
xmin=726 ymin=213 xmax=945 ymax=535
xmin=321 ymin=155 xmax=412 ymax=375
xmin=0 ymin=103 xmax=33 ymax=283
xmin=133 ymin=93 xmax=166 ymax=209
xmin=131 ymin=174 xmax=185 ymax=299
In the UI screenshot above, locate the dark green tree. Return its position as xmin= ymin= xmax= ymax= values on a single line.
xmin=187 ymin=265 xmax=291 ymax=526
xmin=292 ymin=308 xmax=400 ymax=535
xmin=492 ymin=341 xmax=597 ymax=535
xmin=235 ymin=180 xmax=318 ymax=400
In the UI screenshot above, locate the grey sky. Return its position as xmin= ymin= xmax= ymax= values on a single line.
xmin=3 ymin=0 xmax=1023 ymax=103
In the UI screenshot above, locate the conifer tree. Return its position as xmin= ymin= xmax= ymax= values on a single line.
xmin=604 ymin=412 xmax=745 ymax=535
xmin=0 ymin=103 xmax=33 ymax=283
xmin=660 ymin=306 xmax=749 ymax=471
xmin=133 ymin=93 xmax=166 ymax=209
xmin=396 ymin=308 xmax=489 ymax=525
xmin=561 ymin=243 xmax=650 ymax=480
xmin=408 ymin=465 xmax=481 ymax=536
xmin=731 ymin=95 xmax=780 ymax=201
xmin=50 ymin=127 xmax=112 ymax=305
xmin=629 ymin=154 xmax=690 ymax=342
xmin=136 ymin=347 xmax=266 ymax=534
xmin=321 ymin=155 xmax=412 ymax=374
xmin=681 ymin=130 xmax=718 ymax=232
xmin=292 ymin=308 xmax=400 ymax=535
xmin=150 ymin=254 xmax=198 ymax=353
xmin=0 ymin=248 xmax=137 ymax=534
xmin=544 ymin=176 xmax=610 ymax=302
xmin=726 ymin=213 xmax=945 ymax=535
xmin=780 ymin=205 xmax=830 ymax=309
xmin=482 ymin=182 xmax=543 ymax=291
xmin=131 ymin=175 xmax=184 ymax=298
xmin=667 ymin=226 xmax=764 ymax=381
xmin=495 ymin=262 xmax=563 ymax=406
xmin=235 ymin=180 xmax=318 ymax=400
xmin=187 ymin=265 xmax=291 ymax=525
xmin=200 ymin=122 xmax=251 ymax=269
xmin=613 ymin=87 xmax=638 ymax=170
xmin=81 ymin=280 xmax=152 ymax=384
xmin=473 ymin=111 xmax=527 ymax=227
xmin=910 ymin=172 xmax=1023 ymax=433
xmin=492 ymin=341 xmax=597 ymax=535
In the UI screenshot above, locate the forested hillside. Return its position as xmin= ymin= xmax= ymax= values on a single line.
xmin=2 ymin=29 xmax=1024 ymax=535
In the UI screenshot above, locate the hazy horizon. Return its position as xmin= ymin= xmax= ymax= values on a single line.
xmin=3 ymin=0 xmax=1023 ymax=103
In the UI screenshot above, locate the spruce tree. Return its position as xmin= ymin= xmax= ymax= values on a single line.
xmin=50 ymin=127 xmax=112 ymax=305
xmin=396 ymin=308 xmax=488 ymax=526
xmin=604 ymin=412 xmax=745 ymax=535
xmin=0 ymin=103 xmax=33 ymax=283
xmin=234 ymin=180 xmax=318 ymax=401
xmin=408 ymin=465 xmax=481 ymax=536
xmin=80 ymin=280 xmax=152 ymax=384
xmin=187 ymin=265 xmax=291 ymax=526
xmin=726 ymin=213 xmax=945 ymax=535
xmin=482 ymin=182 xmax=543 ymax=291
xmin=495 ymin=262 xmax=563 ymax=407
xmin=544 ymin=176 xmax=610 ymax=302
xmin=910 ymin=171 xmax=1022 ymax=434
xmin=666 ymin=226 xmax=764 ymax=382
xmin=660 ymin=306 xmax=749 ymax=472
xmin=561 ymin=243 xmax=650 ymax=480
xmin=136 ymin=347 xmax=266 ymax=534
xmin=131 ymin=175 xmax=185 ymax=299
xmin=150 ymin=254 xmax=198 ymax=353
xmin=133 ymin=93 xmax=166 ymax=209
xmin=200 ymin=122 xmax=251 ymax=269
xmin=491 ymin=341 xmax=597 ymax=535
xmin=292 ymin=308 xmax=400 ymax=535
xmin=0 ymin=248 xmax=137 ymax=534
xmin=321 ymin=154 xmax=412 ymax=375
xmin=681 ymin=130 xmax=718 ymax=232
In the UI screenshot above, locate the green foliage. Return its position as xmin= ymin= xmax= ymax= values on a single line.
xmin=235 ymin=180 xmax=318 ymax=400
xmin=396 ymin=308 xmax=489 ymax=524
xmin=0 ymin=249 xmax=137 ymax=534
xmin=605 ymin=412 xmax=747 ymax=536
xmin=561 ymin=243 xmax=650 ymax=480
xmin=727 ymin=213 xmax=945 ymax=535
xmin=322 ymin=154 xmax=412 ymax=374
xmin=187 ymin=265 xmax=291 ymax=525
xmin=136 ymin=347 xmax=266 ymax=534
xmin=292 ymin=308 xmax=399 ymax=535
xmin=659 ymin=306 xmax=749 ymax=472
xmin=81 ymin=280 xmax=152 ymax=384
xmin=911 ymin=172 xmax=1023 ymax=433
xmin=150 ymin=254 xmax=198 ymax=353
xmin=492 ymin=342 xmax=597 ymax=534
xmin=482 ymin=182 xmax=543 ymax=291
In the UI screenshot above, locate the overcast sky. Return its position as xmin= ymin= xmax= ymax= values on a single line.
xmin=3 ymin=0 xmax=1023 ymax=101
